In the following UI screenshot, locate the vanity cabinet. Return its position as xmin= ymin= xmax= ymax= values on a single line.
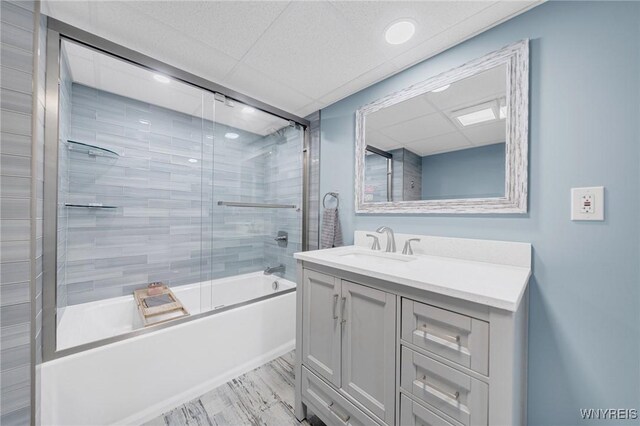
xmin=295 ymin=256 xmax=529 ymax=426
xmin=301 ymin=269 xmax=396 ymax=424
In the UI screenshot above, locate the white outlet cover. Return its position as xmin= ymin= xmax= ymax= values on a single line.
xmin=571 ymin=186 xmax=604 ymax=221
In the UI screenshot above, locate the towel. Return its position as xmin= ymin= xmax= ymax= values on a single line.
xmin=321 ymin=207 xmax=343 ymax=249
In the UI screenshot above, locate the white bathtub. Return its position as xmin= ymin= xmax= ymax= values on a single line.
xmin=42 ymin=272 xmax=296 ymax=425
xmin=57 ymin=271 xmax=294 ymax=350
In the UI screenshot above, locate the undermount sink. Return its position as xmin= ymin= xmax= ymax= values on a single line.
xmin=332 ymin=248 xmax=417 ymax=264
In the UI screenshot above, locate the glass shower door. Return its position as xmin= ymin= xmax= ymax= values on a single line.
xmin=207 ymin=101 xmax=304 ymax=311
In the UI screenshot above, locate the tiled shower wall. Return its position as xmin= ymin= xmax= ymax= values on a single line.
xmin=364 ymin=148 xmax=422 ymax=202
xmin=306 ymin=110 xmax=320 ymax=251
xmin=0 ymin=2 xmax=44 ymax=424
xmin=56 ymin=47 xmax=72 ymax=309
xmin=60 ymin=83 xmax=302 ymax=306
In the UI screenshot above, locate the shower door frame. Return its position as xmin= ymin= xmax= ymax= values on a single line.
xmin=42 ymin=18 xmax=311 ymax=361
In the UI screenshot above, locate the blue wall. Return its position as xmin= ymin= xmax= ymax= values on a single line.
xmin=319 ymin=2 xmax=640 ymax=424
xmin=421 ymin=143 xmax=505 ymax=200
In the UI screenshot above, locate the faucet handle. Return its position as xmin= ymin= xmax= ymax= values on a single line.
xmin=366 ymin=234 xmax=381 ymax=250
xmin=402 ymin=238 xmax=420 ymax=255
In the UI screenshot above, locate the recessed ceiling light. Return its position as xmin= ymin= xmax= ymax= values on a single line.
xmin=139 ymin=119 xmax=150 ymax=125
xmin=225 ymin=132 xmax=239 ymax=139
xmin=455 ymin=108 xmax=496 ymax=127
xmin=431 ymin=84 xmax=450 ymax=93
xmin=153 ymin=74 xmax=170 ymax=83
xmin=242 ymin=106 xmax=256 ymax=113
xmin=188 ymin=158 xmax=198 ymax=163
xmin=385 ymin=20 xmax=415 ymax=45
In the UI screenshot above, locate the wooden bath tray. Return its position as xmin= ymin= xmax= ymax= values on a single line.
xmin=134 ymin=285 xmax=189 ymax=327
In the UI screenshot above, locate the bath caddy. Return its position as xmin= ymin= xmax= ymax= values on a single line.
xmin=134 ymin=285 xmax=189 ymax=327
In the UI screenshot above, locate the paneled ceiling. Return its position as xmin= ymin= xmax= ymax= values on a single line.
xmin=366 ymin=64 xmax=507 ymax=156
xmin=44 ymin=1 xmax=541 ymax=118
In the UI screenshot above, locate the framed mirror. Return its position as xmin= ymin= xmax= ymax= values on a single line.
xmin=355 ymin=40 xmax=529 ymax=214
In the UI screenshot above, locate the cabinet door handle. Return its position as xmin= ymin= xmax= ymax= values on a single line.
xmin=419 ymin=324 xmax=461 ymax=344
xmin=332 ymin=294 xmax=339 ymax=319
xmin=327 ymin=401 xmax=351 ymax=424
xmin=340 ymin=297 xmax=347 ymax=325
xmin=415 ymin=375 xmax=460 ymax=402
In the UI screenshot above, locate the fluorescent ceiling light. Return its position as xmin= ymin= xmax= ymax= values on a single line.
xmin=431 ymin=84 xmax=450 ymax=93
xmin=385 ymin=20 xmax=415 ymax=45
xmin=188 ymin=158 xmax=198 ymax=163
xmin=242 ymin=106 xmax=256 ymax=113
xmin=153 ymin=74 xmax=170 ymax=83
xmin=455 ymin=108 xmax=496 ymax=127
xmin=225 ymin=132 xmax=239 ymax=139
xmin=139 ymin=119 xmax=150 ymax=125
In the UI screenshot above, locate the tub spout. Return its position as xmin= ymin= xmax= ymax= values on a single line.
xmin=264 ymin=264 xmax=285 ymax=275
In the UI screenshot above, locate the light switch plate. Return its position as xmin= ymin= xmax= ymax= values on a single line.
xmin=571 ymin=186 xmax=604 ymax=221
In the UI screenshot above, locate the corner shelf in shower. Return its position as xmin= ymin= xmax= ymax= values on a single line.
xmin=66 ymin=140 xmax=120 ymax=158
xmin=64 ymin=203 xmax=118 ymax=209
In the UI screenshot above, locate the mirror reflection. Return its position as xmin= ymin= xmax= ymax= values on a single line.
xmin=364 ymin=64 xmax=507 ymax=202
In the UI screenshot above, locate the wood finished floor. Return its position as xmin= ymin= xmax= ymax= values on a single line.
xmin=143 ymin=351 xmax=325 ymax=426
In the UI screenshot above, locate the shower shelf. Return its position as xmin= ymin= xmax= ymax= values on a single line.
xmin=67 ymin=140 xmax=120 ymax=158
xmin=217 ymin=201 xmax=297 ymax=209
xmin=65 ymin=203 xmax=118 ymax=209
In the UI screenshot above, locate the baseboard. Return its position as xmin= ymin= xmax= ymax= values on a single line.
xmin=119 ymin=340 xmax=296 ymax=425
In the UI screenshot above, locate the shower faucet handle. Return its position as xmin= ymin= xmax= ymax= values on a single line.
xmin=366 ymin=234 xmax=381 ymax=250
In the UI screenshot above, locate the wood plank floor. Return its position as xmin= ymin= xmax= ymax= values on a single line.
xmin=143 ymin=351 xmax=325 ymax=426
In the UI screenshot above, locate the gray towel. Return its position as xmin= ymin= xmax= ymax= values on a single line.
xmin=321 ymin=208 xmax=343 ymax=249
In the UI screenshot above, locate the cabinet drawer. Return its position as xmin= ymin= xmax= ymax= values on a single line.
xmin=301 ymin=366 xmax=381 ymax=426
xmin=400 ymin=394 xmax=463 ymax=426
xmin=401 ymin=298 xmax=489 ymax=376
xmin=400 ymin=347 xmax=488 ymax=426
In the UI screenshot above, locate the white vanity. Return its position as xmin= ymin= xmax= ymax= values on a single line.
xmin=294 ymin=232 xmax=531 ymax=426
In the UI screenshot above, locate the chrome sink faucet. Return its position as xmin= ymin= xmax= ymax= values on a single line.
xmin=376 ymin=226 xmax=396 ymax=253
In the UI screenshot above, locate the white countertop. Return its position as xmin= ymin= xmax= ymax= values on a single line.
xmin=294 ymin=245 xmax=531 ymax=312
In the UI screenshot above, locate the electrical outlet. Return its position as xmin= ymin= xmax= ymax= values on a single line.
xmin=571 ymin=187 xmax=604 ymax=221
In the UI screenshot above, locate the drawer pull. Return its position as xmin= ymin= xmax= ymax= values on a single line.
xmin=420 ymin=324 xmax=461 ymax=344
xmin=417 ymin=375 xmax=460 ymax=401
xmin=332 ymin=294 xmax=339 ymax=319
xmin=328 ymin=402 xmax=351 ymax=424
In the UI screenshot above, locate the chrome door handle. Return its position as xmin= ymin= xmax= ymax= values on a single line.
xmin=340 ymin=297 xmax=347 ymax=325
xmin=332 ymin=294 xmax=339 ymax=319
xmin=416 ymin=375 xmax=460 ymax=401
xmin=419 ymin=324 xmax=461 ymax=344
xmin=328 ymin=402 xmax=351 ymax=424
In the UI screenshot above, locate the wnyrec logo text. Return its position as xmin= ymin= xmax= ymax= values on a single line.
xmin=580 ymin=409 xmax=638 ymax=420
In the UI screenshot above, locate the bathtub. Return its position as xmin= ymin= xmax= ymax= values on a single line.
xmin=42 ymin=272 xmax=296 ymax=425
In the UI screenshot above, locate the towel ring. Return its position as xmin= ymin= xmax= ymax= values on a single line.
xmin=323 ymin=192 xmax=339 ymax=208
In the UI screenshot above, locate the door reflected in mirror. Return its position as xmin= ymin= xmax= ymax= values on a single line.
xmin=364 ymin=64 xmax=507 ymax=202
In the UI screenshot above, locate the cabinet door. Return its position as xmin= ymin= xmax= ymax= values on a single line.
xmin=302 ymin=269 xmax=342 ymax=387
xmin=341 ymin=280 xmax=396 ymax=424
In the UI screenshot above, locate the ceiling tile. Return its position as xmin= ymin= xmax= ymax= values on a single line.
xmin=460 ymin=120 xmax=506 ymax=146
xmin=125 ymin=1 xmax=290 ymax=60
xmin=391 ymin=1 xmax=539 ymax=70
xmin=380 ymin=112 xmax=456 ymax=143
xmin=224 ymin=63 xmax=315 ymax=114
xmin=406 ymin=131 xmax=472 ymax=156
xmin=331 ymin=1 xmax=495 ymax=60
xmin=367 ymin=94 xmax=435 ymax=131
xmin=242 ymin=1 xmax=389 ymax=100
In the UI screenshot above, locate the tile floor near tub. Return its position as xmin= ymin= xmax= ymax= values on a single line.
xmin=144 ymin=351 xmax=325 ymax=426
